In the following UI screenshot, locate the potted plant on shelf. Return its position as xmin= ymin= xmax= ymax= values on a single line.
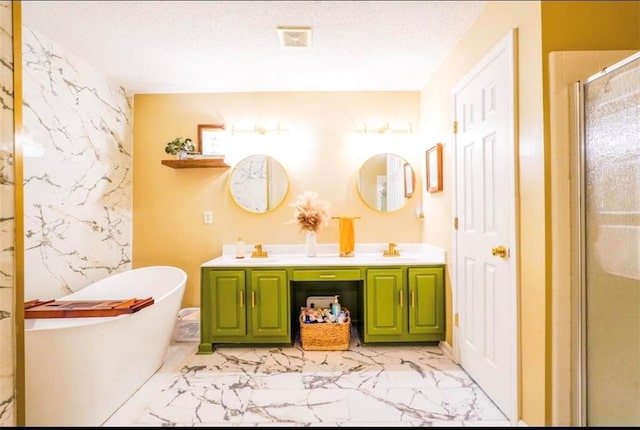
xmin=164 ymin=137 xmax=195 ymax=160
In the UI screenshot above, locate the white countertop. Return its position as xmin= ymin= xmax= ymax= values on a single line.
xmin=201 ymin=243 xmax=446 ymax=267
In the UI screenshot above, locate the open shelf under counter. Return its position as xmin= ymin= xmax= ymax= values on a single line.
xmin=161 ymin=158 xmax=230 ymax=169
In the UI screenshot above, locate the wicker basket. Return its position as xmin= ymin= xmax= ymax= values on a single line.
xmin=299 ymin=309 xmax=351 ymax=351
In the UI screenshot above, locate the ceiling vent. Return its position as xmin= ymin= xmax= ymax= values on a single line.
xmin=277 ymin=26 xmax=312 ymax=48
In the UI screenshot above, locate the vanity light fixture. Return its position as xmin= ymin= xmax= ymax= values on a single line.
xmin=231 ymin=123 xmax=287 ymax=135
xmin=277 ymin=26 xmax=312 ymax=48
xmin=358 ymin=122 xmax=413 ymax=135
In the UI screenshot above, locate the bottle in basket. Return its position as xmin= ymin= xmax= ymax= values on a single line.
xmin=331 ymin=295 xmax=341 ymax=318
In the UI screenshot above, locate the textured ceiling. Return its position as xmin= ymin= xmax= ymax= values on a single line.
xmin=22 ymin=0 xmax=487 ymax=94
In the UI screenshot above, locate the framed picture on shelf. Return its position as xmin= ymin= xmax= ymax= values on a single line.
xmin=426 ymin=143 xmax=443 ymax=193
xmin=197 ymin=124 xmax=225 ymax=156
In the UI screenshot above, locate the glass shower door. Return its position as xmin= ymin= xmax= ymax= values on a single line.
xmin=580 ymin=51 xmax=640 ymax=426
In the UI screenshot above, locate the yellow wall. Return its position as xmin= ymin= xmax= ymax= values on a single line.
xmin=541 ymin=1 xmax=640 ymax=52
xmin=132 ymin=92 xmax=423 ymax=308
xmin=421 ymin=0 xmax=640 ymax=425
xmin=421 ymin=0 xmax=544 ymax=424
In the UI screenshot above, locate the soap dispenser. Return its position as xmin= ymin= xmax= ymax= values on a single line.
xmin=331 ymin=295 xmax=341 ymax=316
xmin=236 ymin=237 xmax=245 ymax=259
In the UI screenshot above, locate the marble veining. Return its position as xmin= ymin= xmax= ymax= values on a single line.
xmin=104 ymin=331 xmax=510 ymax=427
xmin=22 ymin=26 xmax=132 ymax=301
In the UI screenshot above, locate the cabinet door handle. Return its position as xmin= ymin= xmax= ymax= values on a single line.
xmin=319 ymin=274 xmax=336 ymax=278
xmin=411 ymin=291 xmax=415 ymax=308
xmin=240 ymin=290 xmax=244 ymax=308
xmin=251 ymin=291 xmax=255 ymax=308
xmin=399 ymin=290 xmax=404 ymax=307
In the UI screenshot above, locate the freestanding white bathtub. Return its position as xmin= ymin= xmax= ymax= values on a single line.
xmin=25 ymin=265 xmax=187 ymax=426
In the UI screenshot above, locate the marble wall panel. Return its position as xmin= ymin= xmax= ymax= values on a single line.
xmin=22 ymin=26 xmax=132 ymax=301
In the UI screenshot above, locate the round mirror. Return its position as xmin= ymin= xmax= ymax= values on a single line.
xmin=357 ymin=153 xmax=415 ymax=212
xmin=230 ymin=154 xmax=289 ymax=213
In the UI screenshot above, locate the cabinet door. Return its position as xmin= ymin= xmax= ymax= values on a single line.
xmin=365 ymin=268 xmax=404 ymax=336
xmin=208 ymin=270 xmax=246 ymax=337
xmin=408 ymin=267 xmax=444 ymax=336
xmin=249 ymin=270 xmax=289 ymax=338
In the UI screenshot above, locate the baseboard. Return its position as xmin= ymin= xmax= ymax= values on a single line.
xmin=439 ymin=340 xmax=454 ymax=361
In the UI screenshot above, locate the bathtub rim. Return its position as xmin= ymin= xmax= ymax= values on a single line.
xmin=24 ymin=265 xmax=187 ymax=332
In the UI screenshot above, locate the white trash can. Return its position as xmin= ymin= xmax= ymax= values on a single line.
xmin=173 ymin=307 xmax=200 ymax=342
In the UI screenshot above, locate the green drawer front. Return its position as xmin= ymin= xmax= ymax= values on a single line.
xmin=292 ymin=269 xmax=362 ymax=281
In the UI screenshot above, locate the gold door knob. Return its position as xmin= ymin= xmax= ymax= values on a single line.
xmin=491 ymin=245 xmax=508 ymax=258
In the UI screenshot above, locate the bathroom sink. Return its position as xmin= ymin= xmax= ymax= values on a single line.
xmin=221 ymin=257 xmax=278 ymax=264
xmin=369 ymin=256 xmax=421 ymax=264
xmin=213 ymin=251 xmax=437 ymax=267
xmin=207 ymin=243 xmax=446 ymax=268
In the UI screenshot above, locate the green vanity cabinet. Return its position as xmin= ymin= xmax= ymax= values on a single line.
xmin=364 ymin=266 xmax=444 ymax=343
xmin=249 ymin=269 xmax=290 ymax=338
xmin=206 ymin=269 xmax=246 ymax=339
xmin=200 ymin=260 xmax=444 ymax=353
xmin=365 ymin=268 xmax=404 ymax=337
xmin=199 ymin=268 xmax=290 ymax=354
xmin=407 ymin=267 xmax=445 ymax=336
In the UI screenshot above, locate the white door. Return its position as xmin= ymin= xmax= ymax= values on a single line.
xmin=452 ymin=30 xmax=518 ymax=421
xmin=386 ymin=154 xmax=404 ymax=210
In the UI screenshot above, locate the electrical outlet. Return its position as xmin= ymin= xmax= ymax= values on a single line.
xmin=203 ymin=211 xmax=213 ymax=224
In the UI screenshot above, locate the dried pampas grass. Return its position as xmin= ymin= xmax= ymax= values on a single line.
xmin=290 ymin=190 xmax=331 ymax=233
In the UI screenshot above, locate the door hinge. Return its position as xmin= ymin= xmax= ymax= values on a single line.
xmin=454 ymin=217 xmax=458 ymax=230
xmin=453 ymin=120 xmax=458 ymax=134
xmin=454 ymin=312 xmax=459 ymax=327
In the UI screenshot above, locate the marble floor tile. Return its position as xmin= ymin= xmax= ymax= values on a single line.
xmin=104 ymin=333 xmax=511 ymax=427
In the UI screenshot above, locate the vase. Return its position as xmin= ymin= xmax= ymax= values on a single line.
xmin=305 ymin=231 xmax=317 ymax=257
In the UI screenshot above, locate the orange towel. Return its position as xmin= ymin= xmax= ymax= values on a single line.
xmin=339 ymin=217 xmax=355 ymax=257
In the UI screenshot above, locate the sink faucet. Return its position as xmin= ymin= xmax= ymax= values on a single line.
xmin=383 ymin=242 xmax=400 ymax=257
xmin=251 ymin=244 xmax=269 ymax=258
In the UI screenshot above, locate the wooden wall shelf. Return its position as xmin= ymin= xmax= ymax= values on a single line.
xmin=161 ymin=159 xmax=230 ymax=169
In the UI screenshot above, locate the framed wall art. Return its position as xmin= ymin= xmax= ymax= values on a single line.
xmin=426 ymin=143 xmax=443 ymax=193
xmin=197 ymin=123 xmax=225 ymax=156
